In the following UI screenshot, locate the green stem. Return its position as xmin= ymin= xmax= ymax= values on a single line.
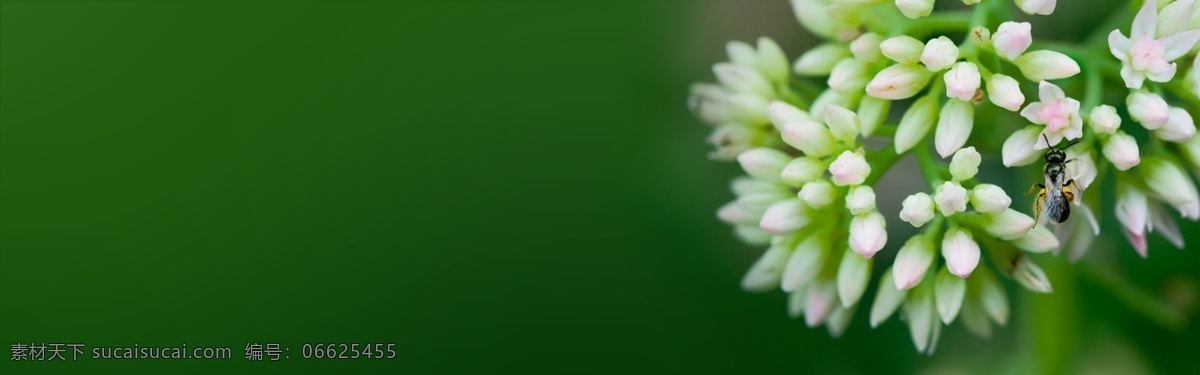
xmin=901 ymin=12 xmax=973 ymax=38
xmin=864 ymin=146 xmax=903 ymax=186
xmin=915 ymin=143 xmax=944 ymax=190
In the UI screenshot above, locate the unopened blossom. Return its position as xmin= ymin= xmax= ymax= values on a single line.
xmin=980 ymin=209 xmax=1035 ymax=240
xmin=1116 ymin=182 xmax=1151 ymax=256
xmin=1014 ymin=50 xmax=1081 ymax=80
xmin=1020 ymin=81 xmax=1083 ymax=149
xmin=1183 ymin=129 xmax=1200 ymax=167
xmin=893 ymin=235 xmax=935 ymax=290
xmin=1127 ymin=91 xmax=1170 ymax=128
xmin=970 ymin=184 xmax=1012 ymax=214
xmin=737 ymin=148 xmax=790 ymax=183
xmin=1012 ymin=256 xmax=1053 ymax=293
xmin=760 ymin=198 xmax=813 ymax=235
xmin=782 ymin=120 xmax=839 ymax=157
xmin=944 ymin=62 xmax=981 ymax=101
xmin=992 ymin=21 xmax=1032 ymax=60
xmin=1088 ymin=104 xmax=1121 ymax=134
xmin=824 ymin=105 xmax=861 ymax=143
xmin=849 ymin=211 xmax=888 ymax=258
xmin=1004 ymin=126 xmax=1048 ymax=167
xmin=866 ymin=63 xmax=935 ymax=100
xmin=767 ymin=101 xmax=811 ymax=129
xmin=904 ymin=280 xmax=939 ymax=354
xmin=1014 ymin=0 xmax=1056 ymax=15
xmin=804 ymin=280 xmax=839 ymax=327
xmin=1109 ymin=0 xmax=1200 ymax=89
xmin=1013 ymin=226 xmax=1060 ymax=253
xmin=714 ymin=62 xmax=774 ymax=98
xmin=790 ymin=0 xmax=860 ymax=42
xmin=895 ymin=0 xmax=934 ymax=19
xmin=1102 ymin=131 xmax=1141 ymax=171
xmin=794 ymin=44 xmax=852 ymax=76
xmin=1157 ymin=107 xmax=1196 ymax=142
xmin=828 ymin=58 xmax=872 ymax=93
xmin=895 ymin=95 xmax=940 ymax=153
xmin=880 ymin=35 xmax=925 ymax=64
xmin=987 ymin=74 xmax=1025 ymax=111
xmin=935 ymin=268 xmax=966 ymax=323
xmin=935 ymin=99 xmax=975 ymax=158
xmin=780 ymin=156 xmax=826 ymax=187
xmin=950 ymin=147 xmax=981 ymax=181
xmin=845 ymin=185 xmax=876 ymax=215
xmin=1067 ymin=148 xmax=1099 ymax=189
xmin=900 ymin=192 xmax=936 ymax=227
xmin=837 ymin=248 xmax=871 ymax=307
xmin=850 ymin=32 xmax=884 ymax=63
xmin=1140 ymin=157 xmax=1200 ymax=220
xmin=707 ymin=125 xmax=768 ymax=161
xmin=869 ymin=268 xmax=906 ymax=327
xmin=741 ymin=245 xmax=790 ymax=292
xmin=968 ymin=25 xmax=991 ymax=47
xmin=941 ymin=228 xmax=981 ymax=277
xmin=800 ymin=180 xmax=836 ymax=208
xmin=782 ymin=230 xmax=831 ymax=292
xmin=754 ymin=37 xmax=791 ymax=83
xmin=1157 ymin=0 xmax=1195 ymax=36
xmin=829 ymin=151 xmax=871 ymax=186
xmin=974 ymin=270 xmax=1009 ymax=325
xmin=921 ymin=37 xmax=959 ymax=71
xmin=857 ymin=96 xmax=890 ymax=136
xmin=935 ymin=182 xmax=969 ymax=216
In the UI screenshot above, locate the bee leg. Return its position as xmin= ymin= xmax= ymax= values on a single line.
xmin=1027 ymin=183 xmax=1045 ymax=196
xmin=1063 ymin=179 xmax=1080 ymax=203
xmin=1032 ymin=189 xmax=1047 ymax=228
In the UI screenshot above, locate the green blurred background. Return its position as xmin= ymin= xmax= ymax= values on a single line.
xmin=0 ymin=1 xmax=1196 ymax=374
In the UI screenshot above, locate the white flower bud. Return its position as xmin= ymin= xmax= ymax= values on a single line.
xmin=1068 ymin=148 xmax=1098 ymax=189
xmin=726 ymin=93 xmax=770 ymax=126
xmin=880 ymin=35 xmax=925 ymax=64
xmin=1127 ymin=91 xmax=1170 ymax=129
xmin=714 ymin=62 xmax=775 ymax=98
xmin=787 ymin=287 xmax=807 ymax=318
xmin=941 ymin=228 xmax=980 ymax=278
xmin=1116 ymin=182 xmax=1149 ymax=239
xmin=824 ymin=104 xmax=861 ymax=143
xmin=987 ymin=74 xmax=1025 ymax=111
xmin=1002 ymin=125 xmax=1043 ymax=167
xmin=935 ymin=99 xmax=976 ymax=158
xmin=837 ymin=248 xmax=872 ymax=307
xmin=1157 ymin=107 xmax=1196 ymax=142
xmin=992 ymin=22 xmax=1032 ymax=60
xmin=893 ymin=235 xmax=935 ymax=290
xmin=790 ymin=0 xmax=849 ymax=41
xmin=921 ymin=36 xmax=959 ymax=71
xmin=900 ymin=192 xmax=936 ymax=227
xmin=732 ymin=176 xmax=788 ymax=197
xmin=825 ymin=305 xmax=855 ymax=338
xmin=767 ymin=101 xmax=812 ymax=131
xmin=1141 ymin=157 xmax=1200 ymax=220
xmin=780 ymin=157 xmax=826 ymax=187
xmin=973 ymin=269 xmax=1009 ymax=325
xmin=969 ymin=184 xmax=1012 ymax=214
xmin=969 ymin=26 xmax=991 ymax=48
xmin=895 ymin=95 xmax=940 ymax=152
xmin=828 ymin=57 xmax=871 ymax=93
xmin=794 ymin=43 xmax=852 ymax=76
xmin=804 ymin=280 xmax=838 ymax=327
xmin=725 ymin=40 xmax=759 ymax=70
xmin=849 ymin=211 xmax=888 ymax=258
xmin=980 ymin=208 xmax=1035 ymax=240
xmin=866 ymin=63 xmax=935 ymax=100
xmin=1102 ymin=131 xmax=1141 ymax=171
xmin=782 ymin=120 xmax=839 ymax=157
xmin=950 ymin=147 xmax=981 ymax=181
xmin=688 ymin=83 xmax=733 ymax=124
xmin=800 ymin=180 xmax=836 ymax=208
xmin=935 ymin=267 xmax=966 ymax=324
xmin=895 ymin=0 xmax=935 ymax=19
xmin=845 ymin=185 xmax=876 ymax=215
xmin=960 ymin=298 xmax=992 ymax=339
xmin=737 ymin=148 xmax=790 ymax=183
xmin=782 ymin=231 xmax=831 ymax=292
xmin=741 ymin=245 xmax=790 ymax=292
xmin=1013 ymin=225 xmax=1059 ymax=253
xmin=850 ymin=32 xmax=884 ymax=63
xmin=1012 ymin=256 xmax=1053 ymax=293
xmin=869 ymin=268 xmax=907 ymax=327
xmin=756 ymin=37 xmax=791 ymax=83
xmin=1015 ymin=0 xmax=1057 ymax=15
xmin=717 ymin=201 xmax=761 ymax=226
xmin=903 ymin=280 xmax=937 ymax=353
xmin=829 ymin=151 xmax=871 ymax=186
xmin=734 ymin=225 xmax=773 ymax=246
xmin=808 ymin=89 xmax=854 ymax=118
xmin=856 ymin=96 xmax=890 ymax=136
xmin=1088 ymin=104 xmax=1121 ymax=134
xmin=1183 ymin=129 xmax=1200 ymax=168
xmin=944 ymin=62 xmax=982 ymax=101
xmin=1158 ymin=0 xmax=1196 ymax=36
xmin=1014 ymin=50 xmax=1080 ymax=80
xmin=934 ymin=182 xmax=969 ymax=216
xmin=759 ymin=198 xmax=814 ymax=235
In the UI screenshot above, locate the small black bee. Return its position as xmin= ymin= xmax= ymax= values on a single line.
xmin=1031 ymin=135 xmax=1081 ymax=227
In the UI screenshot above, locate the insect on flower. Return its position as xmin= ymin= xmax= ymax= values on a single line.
xmin=1030 ymin=134 xmax=1082 ymax=227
